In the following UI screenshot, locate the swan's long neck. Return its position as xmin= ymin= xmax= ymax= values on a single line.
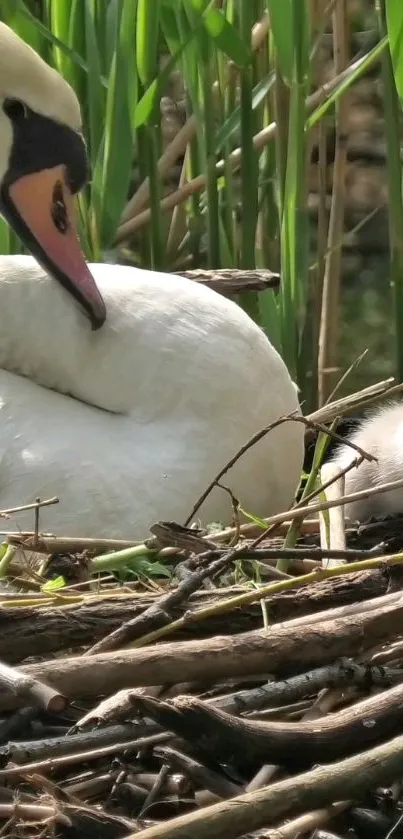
xmin=0 ymin=257 xmax=129 ymax=413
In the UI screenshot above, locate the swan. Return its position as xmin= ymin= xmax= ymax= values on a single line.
xmin=330 ymin=402 xmax=403 ymax=522
xmin=0 ymin=23 xmax=304 ymax=539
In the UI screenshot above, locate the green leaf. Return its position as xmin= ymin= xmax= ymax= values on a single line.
xmin=1 ymin=1 xmax=47 ymax=56
xmin=267 ymin=0 xmax=309 ymax=83
xmin=306 ymin=37 xmax=388 ymax=130
xmin=215 ymin=71 xmax=275 ymax=151
xmin=84 ymin=1 xmax=105 ymax=161
xmin=135 ymin=35 xmax=192 ymax=126
xmin=18 ymin=4 xmax=90 ymax=73
xmin=185 ymin=0 xmax=250 ymax=66
xmin=95 ymin=0 xmax=138 ymax=248
xmin=41 ymin=576 xmax=66 ymax=592
xmin=0 ymin=0 xmax=19 ymax=20
xmin=267 ymin=0 xmax=293 ymax=81
xmin=238 ymin=508 xmax=269 ymax=530
xmin=385 ymin=0 xmax=403 ymax=99
xmin=201 ymin=7 xmax=250 ymax=67
xmin=134 ymin=559 xmax=172 ymax=578
xmin=136 ymin=0 xmax=160 ymax=86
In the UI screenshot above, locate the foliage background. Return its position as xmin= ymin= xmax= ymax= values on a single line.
xmin=1 ymin=0 xmax=403 ymax=412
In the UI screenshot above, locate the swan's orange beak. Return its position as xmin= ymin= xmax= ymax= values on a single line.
xmin=2 ymin=165 xmax=106 ymax=330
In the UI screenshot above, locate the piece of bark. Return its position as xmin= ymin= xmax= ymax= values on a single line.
xmin=119 ymin=732 xmax=403 ymax=839
xmin=6 ymin=599 xmax=403 ymax=704
xmin=132 ymin=684 xmax=403 ymax=771
xmin=180 ymin=268 xmax=280 ymax=297
xmin=0 ymin=566 xmax=397 ymax=664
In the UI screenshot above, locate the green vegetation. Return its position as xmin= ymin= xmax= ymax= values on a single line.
xmin=1 ymin=1 xmax=403 ymax=410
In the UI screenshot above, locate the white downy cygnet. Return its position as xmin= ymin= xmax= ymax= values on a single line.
xmin=330 ymin=401 xmax=403 ymax=522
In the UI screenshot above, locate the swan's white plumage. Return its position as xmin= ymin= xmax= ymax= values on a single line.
xmin=0 ymin=23 xmax=304 ymax=539
xmin=330 ymin=402 xmax=403 ymax=521
xmin=0 ymin=257 xmax=304 ymax=538
xmin=0 ymin=23 xmax=82 ymax=185
xmin=0 ymin=23 xmax=81 ymax=128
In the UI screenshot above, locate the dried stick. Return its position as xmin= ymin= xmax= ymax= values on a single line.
xmin=134 ymin=682 xmax=403 ymax=769
xmin=12 ymin=598 xmax=403 ymax=701
xmin=0 ymin=661 xmax=65 ymax=713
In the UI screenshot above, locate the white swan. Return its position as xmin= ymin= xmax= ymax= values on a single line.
xmin=0 ymin=23 xmax=304 ymax=539
xmin=330 ymin=402 xmax=403 ymax=523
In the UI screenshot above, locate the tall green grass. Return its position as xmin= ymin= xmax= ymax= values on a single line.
xmin=0 ymin=1 xmax=402 ymax=408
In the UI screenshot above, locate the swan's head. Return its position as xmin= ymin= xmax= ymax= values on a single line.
xmin=0 ymin=23 xmax=106 ymax=329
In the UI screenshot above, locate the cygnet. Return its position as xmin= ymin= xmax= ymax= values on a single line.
xmin=329 ymin=401 xmax=403 ymax=522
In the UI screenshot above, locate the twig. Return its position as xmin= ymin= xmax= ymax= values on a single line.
xmin=0 ymin=721 xmax=155 ymax=767
xmin=5 ymin=518 xmax=322 ymax=558
xmin=0 ymin=801 xmax=137 ymax=834
xmin=251 ymin=476 xmax=403 ymax=546
xmin=307 ymin=378 xmax=403 ymax=425
xmin=0 ymin=497 xmax=59 ymax=519
xmin=85 ymin=543 xmax=249 ymax=655
xmin=184 ymin=412 xmax=372 ymax=528
xmin=4 ymin=534 xmax=139 ymax=554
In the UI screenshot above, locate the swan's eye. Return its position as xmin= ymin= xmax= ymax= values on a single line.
xmin=3 ymin=98 xmax=28 ymax=123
